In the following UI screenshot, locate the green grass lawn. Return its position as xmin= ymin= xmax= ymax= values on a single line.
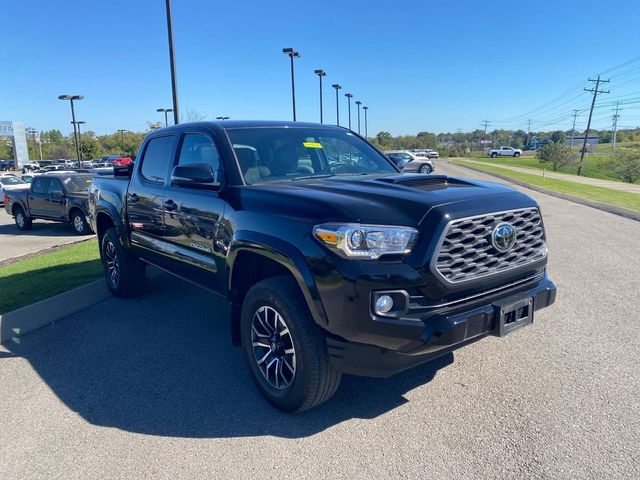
xmin=0 ymin=241 xmax=102 ymax=314
xmin=453 ymin=160 xmax=640 ymax=212
xmin=469 ymin=154 xmax=635 ymax=183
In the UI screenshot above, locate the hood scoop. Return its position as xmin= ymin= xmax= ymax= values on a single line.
xmin=376 ymin=174 xmax=470 ymax=190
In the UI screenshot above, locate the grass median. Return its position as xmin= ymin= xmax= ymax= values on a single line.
xmin=452 ymin=160 xmax=640 ymax=212
xmin=0 ymin=240 xmax=103 ymax=314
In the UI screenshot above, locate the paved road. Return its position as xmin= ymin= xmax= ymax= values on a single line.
xmin=454 ymin=157 xmax=640 ymax=194
xmin=1 ymin=162 xmax=638 ymax=479
xmin=0 ymin=209 xmax=94 ymax=264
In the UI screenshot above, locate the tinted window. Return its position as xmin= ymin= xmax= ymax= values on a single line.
xmin=62 ymin=175 xmax=93 ymax=192
xmin=177 ymin=133 xmax=221 ymax=181
xmin=47 ymin=179 xmax=64 ymax=194
xmin=140 ymin=136 xmax=175 ymax=183
xmin=32 ymin=177 xmax=48 ymax=194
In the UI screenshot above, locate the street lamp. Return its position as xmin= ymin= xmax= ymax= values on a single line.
xmin=363 ymin=106 xmax=369 ymax=138
xmin=344 ymin=93 xmax=353 ymax=130
xmin=164 ymin=0 xmax=180 ymax=124
xmin=314 ymin=69 xmax=326 ymax=123
xmin=157 ymin=108 xmax=173 ymax=127
xmin=355 ymin=100 xmax=362 ymax=135
xmin=216 ymin=116 xmax=230 ymax=121
xmin=58 ymin=94 xmax=84 ymax=162
xmin=282 ymin=47 xmax=301 ymax=121
xmin=117 ymin=129 xmax=127 ymax=154
xmin=71 ymin=120 xmax=86 ymax=164
xmin=332 ymin=84 xmax=342 ymax=126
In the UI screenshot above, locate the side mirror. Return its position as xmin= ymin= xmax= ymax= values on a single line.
xmin=171 ymin=163 xmax=219 ymax=190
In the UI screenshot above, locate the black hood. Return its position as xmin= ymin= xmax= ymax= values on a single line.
xmin=231 ymin=174 xmax=538 ymax=226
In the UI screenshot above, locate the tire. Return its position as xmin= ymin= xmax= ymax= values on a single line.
xmin=241 ymin=276 xmax=342 ymax=412
xmin=491 ymin=152 xmax=498 ymax=158
xmin=419 ymin=164 xmax=432 ymax=174
xmin=100 ymin=227 xmax=145 ymax=297
xmin=514 ymin=152 xmax=521 ymax=157
xmin=70 ymin=210 xmax=91 ymax=235
xmin=14 ymin=207 xmax=32 ymax=231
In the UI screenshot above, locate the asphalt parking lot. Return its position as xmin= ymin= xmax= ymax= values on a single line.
xmin=1 ymin=161 xmax=638 ymax=479
xmin=0 ymin=208 xmax=94 ymax=264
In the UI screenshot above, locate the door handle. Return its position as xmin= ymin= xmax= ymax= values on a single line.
xmin=164 ymin=199 xmax=177 ymax=211
xmin=128 ymin=193 xmax=139 ymax=203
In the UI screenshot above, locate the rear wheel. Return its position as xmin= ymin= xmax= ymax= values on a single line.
xmin=514 ymin=152 xmax=521 ymax=157
xmin=241 ymin=276 xmax=342 ymax=412
xmin=419 ymin=163 xmax=432 ymax=174
xmin=100 ymin=228 xmax=145 ymax=297
xmin=14 ymin=207 xmax=32 ymax=231
xmin=70 ymin=210 xmax=91 ymax=235
xmin=491 ymin=152 xmax=498 ymax=158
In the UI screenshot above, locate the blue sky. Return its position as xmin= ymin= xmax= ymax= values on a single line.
xmin=1 ymin=0 xmax=639 ymax=136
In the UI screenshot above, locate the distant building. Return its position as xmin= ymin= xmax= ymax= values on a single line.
xmin=565 ymin=135 xmax=599 ymax=153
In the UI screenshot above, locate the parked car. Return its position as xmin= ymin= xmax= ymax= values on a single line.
xmin=22 ymin=162 xmax=41 ymax=173
xmin=425 ymin=149 xmax=439 ymax=159
xmin=20 ymin=173 xmax=44 ymax=184
xmin=0 ymin=174 xmax=28 ymax=205
xmin=383 ymin=150 xmax=435 ymax=174
xmin=386 ymin=154 xmax=407 ymax=169
xmin=88 ymin=121 xmax=556 ymax=412
xmin=0 ymin=160 xmax=16 ymax=171
xmin=4 ymin=173 xmax=94 ymax=234
xmin=112 ymin=156 xmax=133 ymax=167
xmin=487 ymin=146 xmax=522 ymax=158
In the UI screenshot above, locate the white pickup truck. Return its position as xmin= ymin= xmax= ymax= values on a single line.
xmin=487 ymin=146 xmax=522 ymax=158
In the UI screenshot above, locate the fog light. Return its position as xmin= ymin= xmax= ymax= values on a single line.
xmin=375 ymin=295 xmax=394 ymax=315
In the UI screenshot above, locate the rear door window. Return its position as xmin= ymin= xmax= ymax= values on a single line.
xmin=140 ymin=136 xmax=176 ymax=184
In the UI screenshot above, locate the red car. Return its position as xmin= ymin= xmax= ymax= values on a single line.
xmin=111 ymin=157 xmax=133 ymax=167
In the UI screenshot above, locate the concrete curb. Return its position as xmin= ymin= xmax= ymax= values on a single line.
xmin=0 ymin=278 xmax=110 ymax=344
xmin=451 ymin=161 xmax=640 ymax=222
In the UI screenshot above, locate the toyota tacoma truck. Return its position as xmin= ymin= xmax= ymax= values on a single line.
xmin=88 ymin=121 xmax=556 ymax=412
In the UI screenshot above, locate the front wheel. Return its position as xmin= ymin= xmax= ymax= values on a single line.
xmin=14 ymin=207 xmax=32 ymax=231
xmin=101 ymin=228 xmax=145 ymax=297
xmin=241 ymin=276 xmax=342 ymax=412
xmin=419 ymin=164 xmax=432 ymax=174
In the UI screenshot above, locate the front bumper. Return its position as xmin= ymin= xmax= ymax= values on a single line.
xmin=326 ymin=275 xmax=556 ymax=378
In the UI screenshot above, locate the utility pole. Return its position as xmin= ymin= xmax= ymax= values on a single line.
xmin=332 ymin=84 xmax=342 ymax=126
xmin=526 ymin=119 xmax=531 ymax=147
xmin=569 ymin=109 xmax=579 ymax=149
xmin=345 ymin=93 xmax=353 ymax=130
xmin=117 ymin=129 xmax=127 ymax=155
xmin=578 ymin=75 xmax=609 ymax=175
xmin=481 ymin=120 xmax=491 ymax=152
xmin=612 ymin=101 xmax=621 ymax=150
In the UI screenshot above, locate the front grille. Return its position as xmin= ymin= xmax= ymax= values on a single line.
xmin=433 ymin=208 xmax=547 ymax=283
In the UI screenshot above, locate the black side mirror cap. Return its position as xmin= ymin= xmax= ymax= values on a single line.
xmin=171 ymin=163 xmax=220 ymax=190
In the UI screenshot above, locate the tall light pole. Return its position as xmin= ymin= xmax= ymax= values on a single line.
xmin=71 ymin=120 xmax=86 ymax=163
xmin=282 ymin=48 xmax=301 ymax=121
xmin=216 ymin=116 xmax=230 ymax=121
xmin=355 ymin=100 xmax=362 ymax=135
xmin=157 ymin=108 xmax=173 ymax=127
xmin=344 ymin=93 xmax=353 ymax=130
xmin=117 ymin=129 xmax=127 ymax=155
xmin=363 ymin=106 xmax=369 ymax=138
xmin=58 ymin=94 xmax=84 ymax=162
xmin=332 ymin=84 xmax=342 ymax=126
xmin=164 ymin=0 xmax=180 ymax=124
xmin=314 ymin=69 xmax=326 ymax=123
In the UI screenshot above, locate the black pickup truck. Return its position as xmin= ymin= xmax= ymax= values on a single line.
xmin=88 ymin=121 xmax=556 ymax=412
xmin=5 ymin=173 xmax=94 ymax=234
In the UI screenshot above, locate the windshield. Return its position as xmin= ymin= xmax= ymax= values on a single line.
xmin=226 ymin=127 xmax=397 ymax=184
xmin=0 ymin=176 xmax=25 ymax=186
xmin=62 ymin=175 xmax=93 ymax=192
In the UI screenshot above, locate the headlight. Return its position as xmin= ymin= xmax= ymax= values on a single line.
xmin=313 ymin=223 xmax=418 ymax=259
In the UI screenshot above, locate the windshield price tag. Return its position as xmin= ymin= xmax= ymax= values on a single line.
xmin=303 ymin=141 xmax=323 ymax=149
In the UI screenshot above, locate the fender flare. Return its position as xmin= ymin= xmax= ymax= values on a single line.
xmin=227 ymin=231 xmax=328 ymax=327
xmin=92 ymin=201 xmax=130 ymax=249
